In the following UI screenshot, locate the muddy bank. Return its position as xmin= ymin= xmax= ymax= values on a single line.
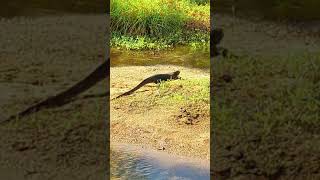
xmin=110 ymin=65 xmax=210 ymax=160
xmin=0 ymin=14 xmax=108 ymax=179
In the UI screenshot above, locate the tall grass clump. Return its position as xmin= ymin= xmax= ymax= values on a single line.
xmin=111 ymin=0 xmax=209 ymax=50
xmin=111 ymin=0 xmax=186 ymax=37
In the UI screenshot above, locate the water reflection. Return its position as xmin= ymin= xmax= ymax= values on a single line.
xmin=111 ymin=46 xmax=210 ymax=69
xmin=111 ymin=145 xmax=210 ymax=180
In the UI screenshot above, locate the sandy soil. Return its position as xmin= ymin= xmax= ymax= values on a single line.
xmin=0 ymin=14 xmax=109 ymax=179
xmin=110 ymin=66 xmax=210 ymax=160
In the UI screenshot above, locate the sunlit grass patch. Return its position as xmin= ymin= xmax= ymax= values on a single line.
xmin=157 ymin=77 xmax=209 ymax=105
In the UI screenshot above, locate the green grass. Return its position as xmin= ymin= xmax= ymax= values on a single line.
xmin=158 ymin=77 xmax=209 ymax=105
xmin=111 ymin=0 xmax=209 ymax=50
xmin=111 ymin=33 xmax=171 ymax=50
xmin=211 ymin=53 xmax=320 ymax=177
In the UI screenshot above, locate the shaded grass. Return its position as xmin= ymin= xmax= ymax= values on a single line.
xmin=111 ymin=0 xmax=209 ymax=50
xmin=211 ymin=54 xmax=320 ymax=178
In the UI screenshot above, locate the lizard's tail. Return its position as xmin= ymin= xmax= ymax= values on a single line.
xmin=114 ymin=79 xmax=150 ymax=99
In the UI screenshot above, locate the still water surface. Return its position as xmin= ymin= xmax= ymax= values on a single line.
xmin=111 ymin=46 xmax=210 ymax=69
xmin=111 ymin=144 xmax=210 ymax=180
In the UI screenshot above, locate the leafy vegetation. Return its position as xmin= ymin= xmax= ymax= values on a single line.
xmin=111 ymin=0 xmax=209 ymax=50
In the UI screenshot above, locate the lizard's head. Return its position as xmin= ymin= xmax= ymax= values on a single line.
xmin=172 ymin=71 xmax=180 ymax=79
xmin=211 ymin=28 xmax=224 ymax=45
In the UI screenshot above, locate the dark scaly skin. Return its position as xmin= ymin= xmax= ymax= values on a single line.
xmin=1 ymin=58 xmax=109 ymax=124
xmin=211 ymin=28 xmax=238 ymax=58
xmin=115 ymin=71 xmax=180 ymax=99
xmin=211 ymin=28 xmax=224 ymax=57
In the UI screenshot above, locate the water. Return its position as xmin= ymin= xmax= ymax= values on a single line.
xmin=111 ymin=46 xmax=210 ymax=69
xmin=111 ymin=144 xmax=210 ymax=180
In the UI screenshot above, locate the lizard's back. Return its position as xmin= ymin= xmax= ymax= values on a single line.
xmin=115 ymin=71 xmax=180 ymax=99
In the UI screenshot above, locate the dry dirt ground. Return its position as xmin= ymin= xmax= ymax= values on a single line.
xmin=0 ymin=15 xmax=108 ymax=179
xmin=110 ymin=66 xmax=210 ymax=160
